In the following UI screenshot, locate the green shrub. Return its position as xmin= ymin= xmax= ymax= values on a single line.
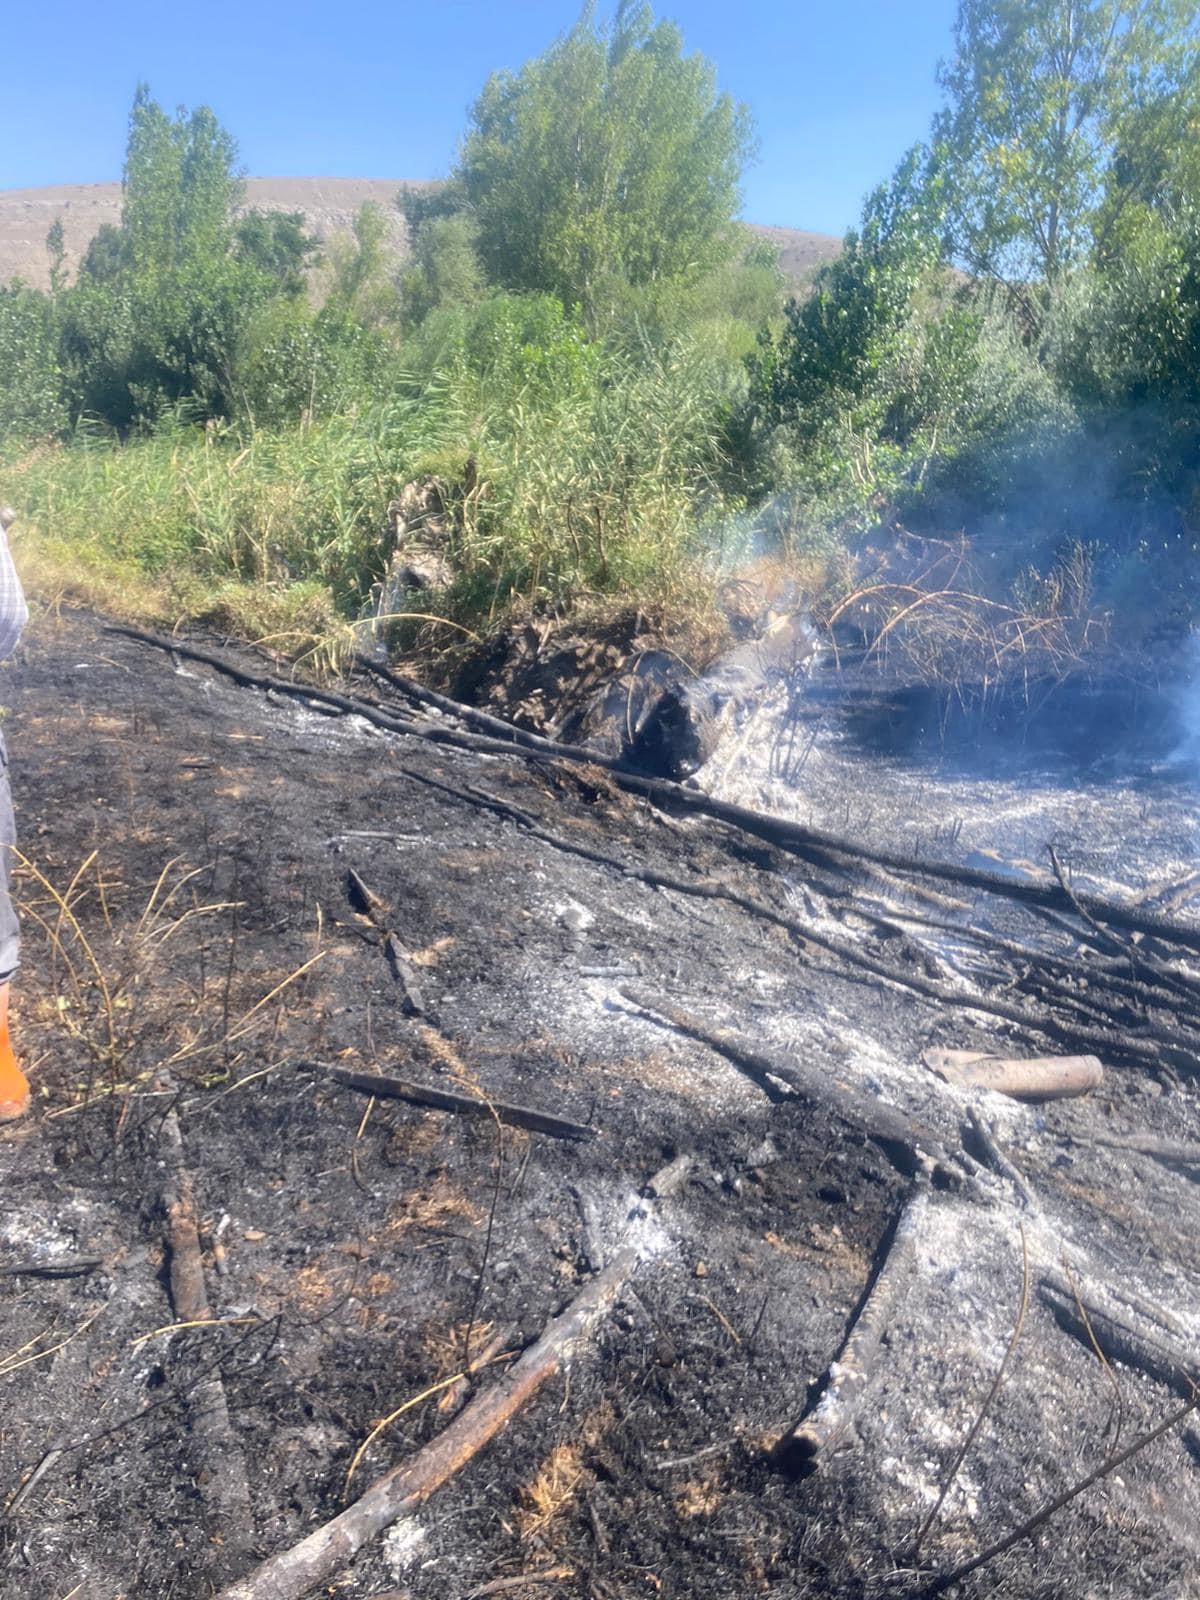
xmin=0 ymin=283 xmax=64 ymax=439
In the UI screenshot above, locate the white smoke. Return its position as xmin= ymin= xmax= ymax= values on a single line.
xmin=1168 ymin=632 xmax=1200 ymax=768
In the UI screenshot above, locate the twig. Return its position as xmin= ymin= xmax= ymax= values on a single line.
xmin=0 ymin=1305 xmax=105 ymax=1381
xmin=920 ymin=1392 xmax=1200 ymax=1594
xmin=1039 ymin=1277 xmax=1199 ymax=1396
xmin=5 ymin=1318 xmax=275 ymax=1519
xmin=1090 ymin=1132 xmax=1200 ymax=1171
xmin=344 ymin=1325 xmax=515 ymax=1492
xmin=1061 ymin=1256 xmax=1125 ymax=1450
xmin=965 ymin=1110 xmax=1038 ymax=1210
xmin=463 ymin=1572 xmax=575 ymax=1599
xmin=0 ymin=1255 xmax=102 ymax=1279
xmin=647 ymin=1441 xmax=736 ymax=1471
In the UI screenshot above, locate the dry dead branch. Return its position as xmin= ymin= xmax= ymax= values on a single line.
xmin=1090 ymin=1132 xmax=1200 ymax=1172
xmin=327 ymin=1065 xmax=595 ymax=1141
xmin=213 ymin=1245 xmax=645 ymax=1600
xmin=774 ymin=1185 xmax=928 ymax=1473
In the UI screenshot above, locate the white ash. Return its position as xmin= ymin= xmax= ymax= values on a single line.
xmin=382 ymin=1515 xmax=427 ymax=1576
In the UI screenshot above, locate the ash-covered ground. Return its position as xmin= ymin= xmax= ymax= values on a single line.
xmin=1 ymin=611 xmax=1199 ymax=1600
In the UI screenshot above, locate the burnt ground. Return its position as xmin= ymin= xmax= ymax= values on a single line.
xmin=1 ymin=610 xmax=1200 ymax=1600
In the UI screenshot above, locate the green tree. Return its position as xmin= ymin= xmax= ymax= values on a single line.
xmin=121 ymin=85 xmax=241 ymax=274
xmin=451 ymin=2 xmax=754 ymax=322
xmin=400 ymin=213 xmax=485 ymax=326
xmin=0 ymin=282 xmax=64 ymax=438
xmin=934 ymin=0 xmax=1200 ymax=288
xmin=752 ymin=151 xmax=945 ymax=444
xmin=79 ymin=224 xmax=129 ymax=285
xmin=58 ymin=88 xmax=306 ymax=429
xmin=45 ymin=219 xmax=67 ymax=299
xmin=234 ymin=210 xmax=319 ymax=297
xmin=324 ymin=204 xmax=401 ymax=331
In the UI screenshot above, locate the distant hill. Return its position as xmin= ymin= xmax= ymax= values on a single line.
xmin=0 ymin=176 xmax=840 ymax=292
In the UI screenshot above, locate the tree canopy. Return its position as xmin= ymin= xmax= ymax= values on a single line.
xmin=54 ymin=88 xmax=322 ymax=430
xmin=934 ymin=0 xmax=1200 ymax=285
xmin=450 ymin=1 xmax=754 ymax=319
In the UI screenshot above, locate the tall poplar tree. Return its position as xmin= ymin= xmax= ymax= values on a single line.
xmin=451 ymin=2 xmax=754 ymax=320
xmin=934 ymin=0 xmax=1200 ymax=284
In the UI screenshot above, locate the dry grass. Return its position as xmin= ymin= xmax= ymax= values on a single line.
xmin=516 ymin=1442 xmax=586 ymax=1540
xmin=421 ymin=1317 xmax=499 ymax=1380
xmin=826 ymin=534 xmax=1105 ymax=712
xmin=674 ymin=1474 xmax=726 ymax=1519
xmin=16 ymin=850 xmax=322 ymax=1119
xmin=381 ymin=1173 xmax=483 ymax=1240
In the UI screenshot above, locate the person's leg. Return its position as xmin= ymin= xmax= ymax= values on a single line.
xmin=0 ymin=737 xmax=21 ymax=1121
xmin=0 ymin=980 xmax=24 ymax=1121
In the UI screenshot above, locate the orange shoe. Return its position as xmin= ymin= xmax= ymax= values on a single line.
xmin=0 ymin=1024 xmax=28 ymax=1122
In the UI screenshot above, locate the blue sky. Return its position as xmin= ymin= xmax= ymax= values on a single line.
xmin=2 ymin=1 xmax=959 ymax=236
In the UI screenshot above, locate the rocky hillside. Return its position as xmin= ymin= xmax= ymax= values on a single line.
xmin=0 ymin=175 xmax=840 ymax=289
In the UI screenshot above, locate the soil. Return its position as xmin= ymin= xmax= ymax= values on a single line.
xmin=2 ymin=610 xmax=1200 ymax=1600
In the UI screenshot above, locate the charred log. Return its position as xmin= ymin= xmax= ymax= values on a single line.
xmin=774 ymin=1185 xmax=928 ymax=1473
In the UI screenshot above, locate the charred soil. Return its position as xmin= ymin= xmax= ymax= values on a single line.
xmin=1 ymin=611 xmax=1198 ymax=1600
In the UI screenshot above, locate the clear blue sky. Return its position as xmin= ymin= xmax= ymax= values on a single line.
xmin=2 ymin=0 xmax=959 ymax=236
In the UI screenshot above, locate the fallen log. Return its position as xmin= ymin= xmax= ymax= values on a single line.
xmin=924 ymin=1048 xmax=1103 ymax=1101
xmin=1039 ymin=1272 xmax=1198 ymax=1394
xmin=160 ymin=1111 xmax=255 ymax=1568
xmin=620 ymin=987 xmax=954 ymax=1177
xmin=214 ymin=1245 xmax=644 ymax=1600
xmin=327 ymin=1065 xmax=595 ymax=1141
xmin=774 ymin=1185 xmax=928 ymax=1473
xmin=110 ymin=623 xmax=629 ymax=772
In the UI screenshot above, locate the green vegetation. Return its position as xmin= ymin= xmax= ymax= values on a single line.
xmin=935 ymin=0 xmax=1200 ymax=289
xmin=4 ymin=2 xmax=1200 ymax=674
xmin=444 ymin=0 xmax=754 ymax=328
